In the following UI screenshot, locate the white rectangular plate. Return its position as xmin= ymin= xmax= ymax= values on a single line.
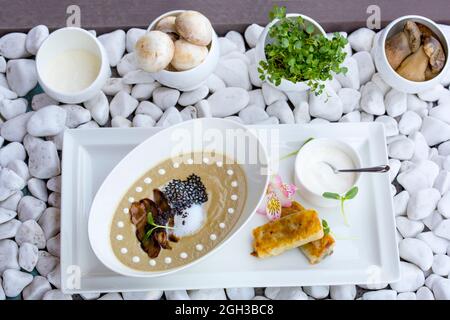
xmin=61 ymin=123 xmax=399 ymax=294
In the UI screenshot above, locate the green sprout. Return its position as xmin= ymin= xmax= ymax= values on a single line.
xmin=322 ymin=186 xmax=359 ymax=226
xmin=143 ymin=211 xmax=175 ymax=241
xmin=259 ymin=5 xmax=348 ymax=95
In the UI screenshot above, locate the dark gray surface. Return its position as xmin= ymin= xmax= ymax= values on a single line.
xmin=0 ymin=0 xmax=450 ymax=35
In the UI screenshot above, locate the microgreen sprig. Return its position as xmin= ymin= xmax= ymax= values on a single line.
xmin=143 ymin=211 xmax=175 ymax=241
xmin=322 ymin=219 xmax=330 ymax=236
xmin=259 ymin=5 xmax=348 ymax=95
xmin=279 ymin=137 xmax=314 ymax=160
xmin=322 ymin=186 xmax=358 ymax=226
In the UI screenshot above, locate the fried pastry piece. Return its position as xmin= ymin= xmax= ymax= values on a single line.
xmin=281 ymin=201 xmax=336 ymax=264
xmin=300 ymin=233 xmax=336 ymax=264
xmin=251 ymin=209 xmax=323 ymax=258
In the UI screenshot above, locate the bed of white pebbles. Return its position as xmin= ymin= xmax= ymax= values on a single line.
xmin=1 ymin=23 xmax=450 ymax=300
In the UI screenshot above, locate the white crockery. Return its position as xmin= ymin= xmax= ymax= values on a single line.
xmin=36 ymin=27 xmax=110 ymax=104
xmin=295 ymin=138 xmax=362 ymax=207
xmin=374 ymin=15 xmax=450 ymax=94
xmin=146 ymin=10 xmax=220 ymax=91
xmin=87 ymin=118 xmax=269 ymax=277
xmin=255 ymin=14 xmax=326 ymax=92
xmin=61 ymin=123 xmax=398 ymax=293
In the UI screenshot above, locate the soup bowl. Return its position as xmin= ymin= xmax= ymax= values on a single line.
xmin=88 ymin=118 xmax=269 ymax=277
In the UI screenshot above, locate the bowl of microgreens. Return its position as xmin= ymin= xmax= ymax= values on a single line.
xmin=255 ymin=6 xmax=348 ymax=94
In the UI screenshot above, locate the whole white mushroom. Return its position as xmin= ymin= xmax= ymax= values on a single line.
xmin=171 ymin=39 xmax=208 ymax=71
xmin=135 ymin=31 xmax=174 ymax=72
xmin=155 ymin=16 xmax=177 ymax=34
xmin=175 ymin=11 xmax=212 ymax=46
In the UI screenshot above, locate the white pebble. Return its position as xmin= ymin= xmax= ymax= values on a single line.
xmin=111 ymin=115 xmax=131 ymax=128
xmin=399 ymin=111 xmax=422 ymax=135
xmin=18 ymin=242 xmax=38 ymax=272
xmin=98 ymin=30 xmax=126 ymax=67
xmin=136 ymin=101 xmax=163 ymax=121
xmin=215 ymin=58 xmax=251 ymax=90
xmin=27 ymin=105 xmax=66 ymax=137
xmin=335 ymin=57 xmax=360 ymax=90
xmin=244 ymin=24 xmax=263 ymax=48
xmin=309 ymin=86 xmax=343 ymax=121
xmin=2 ymin=269 xmax=33 ymax=297
xmin=360 ymin=82 xmax=385 ymax=115
xmin=205 ymin=74 xmax=226 ymax=93
xmin=397 ymin=160 xmax=439 ymax=194
xmin=226 ymin=287 xmax=255 ymax=300
xmin=416 ymin=286 xmax=434 ymax=300
xmin=38 ymin=207 xmax=60 ymax=239
xmin=417 ymin=232 xmax=449 ymax=255
xmin=109 ymin=90 xmax=139 ymax=118
xmin=165 ymin=290 xmax=190 ymax=300
xmin=25 ymin=25 xmax=49 ymax=55
xmin=330 ymin=285 xmax=356 ymax=300
xmin=0 ymin=33 xmax=29 ymax=59
xmin=22 ymin=275 xmax=51 ymax=300
xmin=407 ymin=188 xmax=440 ymax=221
xmin=433 ymin=278 xmax=450 ymax=300
xmin=83 ymin=92 xmax=109 ymax=126
xmin=388 ymin=137 xmax=414 ymax=160
xmin=338 ymin=88 xmax=361 ymax=113
xmin=0 ymin=98 xmax=27 ymax=120
xmin=131 ymin=82 xmax=160 ymax=100
xmin=24 ymin=136 xmax=60 ymax=179
xmin=0 ymin=239 xmax=19 ymax=274
xmin=362 ymin=289 xmax=397 ymax=300
xmin=352 ymin=51 xmax=375 ymax=85
xmin=385 ymin=88 xmax=407 ymax=117
xmin=266 ymin=100 xmax=294 ymax=124
xmin=125 ymin=28 xmax=146 ymax=53
xmin=188 ymin=289 xmax=227 ymax=300
xmin=421 ymin=117 xmax=450 ymax=146
xmin=399 ymin=238 xmax=433 ymax=271
xmin=156 ymin=107 xmax=182 ymax=127
xmin=195 ymin=100 xmax=212 ymax=118
xmin=375 ymin=115 xmax=399 ymax=137
xmin=396 ymin=216 xmax=423 ymax=238
xmin=348 ymin=28 xmax=375 ymax=52
xmin=132 ymin=114 xmax=155 ymax=128
xmin=390 ymin=261 xmax=425 ymax=292
xmin=207 ymin=87 xmax=249 ymax=117
xmin=6 ymin=59 xmax=37 ymax=96
xmin=152 ymin=87 xmax=180 ymax=111
xmin=178 ymin=85 xmax=209 ymax=106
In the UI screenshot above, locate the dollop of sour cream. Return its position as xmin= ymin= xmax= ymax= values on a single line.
xmin=301 ymin=145 xmax=357 ymax=195
xmin=42 ymin=49 xmax=100 ymax=93
xmin=173 ymin=204 xmax=206 ymax=237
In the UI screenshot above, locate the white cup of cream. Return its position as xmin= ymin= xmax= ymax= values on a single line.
xmin=294 ymin=138 xmax=362 ymax=207
xmin=36 ymin=27 xmax=110 ymax=104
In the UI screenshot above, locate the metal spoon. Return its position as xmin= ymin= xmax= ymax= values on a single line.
xmin=323 ymin=162 xmax=390 ymax=174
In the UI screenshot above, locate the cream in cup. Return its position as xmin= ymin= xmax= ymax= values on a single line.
xmin=294 ymin=139 xmax=361 ymax=207
xmin=36 ymin=27 xmax=110 ymax=104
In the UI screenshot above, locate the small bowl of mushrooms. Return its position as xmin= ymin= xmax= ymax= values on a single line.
xmin=374 ymin=15 xmax=449 ymax=94
xmin=134 ymin=10 xmax=219 ymax=91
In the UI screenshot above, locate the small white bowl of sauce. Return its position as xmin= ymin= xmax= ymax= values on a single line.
xmin=36 ymin=27 xmax=110 ymax=104
xmin=294 ymin=139 xmax=361 ymax=207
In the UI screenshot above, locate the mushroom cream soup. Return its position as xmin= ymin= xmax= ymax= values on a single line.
xmin=110 ymin=152 xmax=247 ymax=271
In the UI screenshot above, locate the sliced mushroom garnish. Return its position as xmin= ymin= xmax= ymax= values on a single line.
xmin=386 ymin=32 xmax=412 ymax=70
xmin=403 ymin=21 xmax=422 ymax=53
xmin=396 ymin=45 xmax=429 ymax=82
xmin=423 ymin=35 xmax=446 ymax=74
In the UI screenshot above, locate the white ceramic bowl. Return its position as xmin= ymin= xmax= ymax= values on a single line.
xmin=255 ymin=13 xmax=326 ymax=92
xmin=146 ymin=10 xmax=220 ymax=91
xmin=88 ymin=118 xmax=269 ymax=277
xmin=374 ymin=15 xmax=450 ymax=94
xmin=294 ymin=138 xmax=361 ymax=207
xmin=36 ymin=27 xmax=110 ymax=104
